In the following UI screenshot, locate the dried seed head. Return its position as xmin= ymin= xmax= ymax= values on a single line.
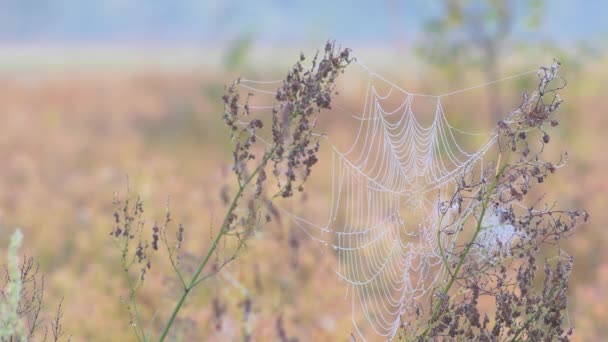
xmin=221 ymin=41 xmax=352 ymax=234
xmin=410 ymin=61 xmax=587 ymax=341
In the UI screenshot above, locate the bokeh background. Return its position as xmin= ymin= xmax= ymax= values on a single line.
xmin=0 ymin=1 xmax=606 ymax=341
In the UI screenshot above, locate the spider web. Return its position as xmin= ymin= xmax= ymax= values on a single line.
xmin=235 ymin=57 xmax=537 ymax=341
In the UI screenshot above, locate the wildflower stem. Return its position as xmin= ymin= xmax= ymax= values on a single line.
xmin=157 ymin=149 xmax=275 ymax=342
xmin=161 ymin=234 xmax=187 ymax=289
xmin=417 ymin=154 xmax=510 ymax=340
xmin=125 ymin=263 xmax=146 ymax=341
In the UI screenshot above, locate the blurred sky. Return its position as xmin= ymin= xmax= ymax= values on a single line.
xmin=0 ymin=0 xmax=605 ymax=48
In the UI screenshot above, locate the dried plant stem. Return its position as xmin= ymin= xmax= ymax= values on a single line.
xmin=126 ymin=275 xmax=146 ymax=340
xmin=158 ymin=149 xmax=275 ymax=342
xmin=120 ymin=233 xmax=147 ymax=341
xmin=416 ymin=153 xmax=510 ymax=340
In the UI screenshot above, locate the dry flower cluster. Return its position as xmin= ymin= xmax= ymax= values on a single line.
xmin=110 ymin=41 xmax=352 ymax=341
xmin=402 ymin=61 xmax=588 ymax=341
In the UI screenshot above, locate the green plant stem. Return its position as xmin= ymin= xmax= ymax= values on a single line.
xmin=415 ymin=153 xmax=509 ymax=340
xmin=157 ymin=149 xmax=275 ymax=342
xmin=509 ymin=306 xmax=544 ymax=342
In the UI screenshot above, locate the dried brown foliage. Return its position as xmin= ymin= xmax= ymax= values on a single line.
xmin=110 ymin=41 xmax=352 ymax=341
xmin=403 ymin=61 xmax=588 ymax=341
xmin=223 ymin=41 xmax=353 ymax=201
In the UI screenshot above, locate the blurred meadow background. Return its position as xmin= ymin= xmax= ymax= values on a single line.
xmin=0 ymin=1 xmax=606 ymax=340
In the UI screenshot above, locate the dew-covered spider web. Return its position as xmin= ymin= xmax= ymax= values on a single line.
xmin=234 ymin=57 xmax=539 ymax=341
